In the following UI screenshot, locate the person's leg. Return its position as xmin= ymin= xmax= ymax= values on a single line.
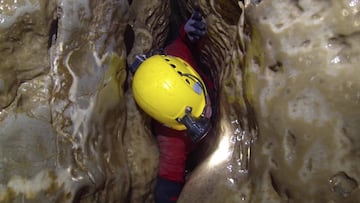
xmin=155 ymin=177 xmax=183 ymax=203
xmin=154 ymin=132 xmax=189 ymax=202
xmin=153 ymin=120 xmax=192 ymax=178
xmin=152 ymin=118 xmax=195 ymax=202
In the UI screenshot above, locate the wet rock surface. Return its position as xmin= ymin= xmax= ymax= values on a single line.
xmin=0 ymin=0 xmax=359 ymax=203
xmin=243 ymin=1 xmax=360 ymax=202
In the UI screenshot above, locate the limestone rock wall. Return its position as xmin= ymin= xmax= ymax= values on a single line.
xmin=0 ymin=0 xmax=359 ymax=203
xmin=0 ymin=0 xmax=166 ymax=202
xmin=245 ymin=0 xmax=360 ymax=202
xmin=180 ymin=0 xmax=360 ymax=202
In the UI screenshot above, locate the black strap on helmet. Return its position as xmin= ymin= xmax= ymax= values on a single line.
xmin=129 ymin=54 xmax=147 ymax=74
xmin=129 ymin=49 xmax=164 ymax=74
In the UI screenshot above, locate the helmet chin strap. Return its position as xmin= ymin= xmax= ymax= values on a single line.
xmin=177 ymin=106 xmax=211 ymax=143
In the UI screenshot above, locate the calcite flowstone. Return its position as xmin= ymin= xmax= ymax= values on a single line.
xmin=0 ymin=0 xmax=162 ymax=202
xmin=0 ymin=0 xmax=360 ymax=203
xmin=245 ymin=0 xmax=360 ymax=202
xmin=179 ymin=0 xmax=360 ymax=203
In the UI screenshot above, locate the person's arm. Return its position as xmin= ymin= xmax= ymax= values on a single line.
xmin=164 ymin=29 xmax=197 ymax=69
xmin=183 ymin=9 xmax=206 ymax=43
xmin=178 ymin=23 xmax=195 ymax=48
xmin=164 ymin=9 xmax=207 ymax=68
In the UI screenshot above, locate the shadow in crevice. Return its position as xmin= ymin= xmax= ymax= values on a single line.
xmin=48 ymin=18 xmax=58 ymax=49
xmin=164 ymin=1 xmax=189 ymax=47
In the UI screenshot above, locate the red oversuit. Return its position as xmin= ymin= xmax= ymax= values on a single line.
xmin=153 ymin=24 xmax=214 ymax=203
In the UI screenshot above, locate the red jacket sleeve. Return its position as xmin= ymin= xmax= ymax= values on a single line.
xmin=164 ymin=24 xmax=214 ymax=97
xmin=164 ymin=24 xmax=197 ymax=68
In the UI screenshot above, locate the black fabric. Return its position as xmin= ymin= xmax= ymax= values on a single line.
xmin=155 ymin=177 xmax=184 ymax=203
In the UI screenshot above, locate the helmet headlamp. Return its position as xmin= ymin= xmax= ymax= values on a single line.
xmin=176 ymin=106 xmax=211 ymax=143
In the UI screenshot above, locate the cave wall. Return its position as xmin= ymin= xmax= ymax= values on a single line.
xmin=180 ymin=0 xmax=360 ymax=202
xmin=245 ymin=1 xmax=360 ymax=202
xmin=0 ymin=0 xmax=162 ymax=202
xmin=0 ymin=0 xmax=359 ymax=203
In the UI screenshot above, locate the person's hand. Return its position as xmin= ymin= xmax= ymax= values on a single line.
xmin=184 ymin=10 xmax=206 ymax=43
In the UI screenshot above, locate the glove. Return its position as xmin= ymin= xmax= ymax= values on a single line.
xmin=184 ymin=10 xmax=206 ymax=42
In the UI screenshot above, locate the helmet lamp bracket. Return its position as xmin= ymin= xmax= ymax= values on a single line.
xmin=177 ymin=106 xmax=211 ymax=143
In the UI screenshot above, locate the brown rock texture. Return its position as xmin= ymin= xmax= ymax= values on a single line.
xmin=244 ymin=1 xmax=360 ymax=202
xmin=0 ymin=0 xmax=161 ymax=202
xmin=180 ymin=0 xmax=360 ymax=202
xmin=0 ymin=0 xmax=359 ymax=203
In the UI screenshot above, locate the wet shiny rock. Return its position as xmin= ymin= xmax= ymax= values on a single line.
xmin=0 ymin=0 xmax=359 ymax=202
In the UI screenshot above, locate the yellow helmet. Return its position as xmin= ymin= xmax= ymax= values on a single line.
xmin=132 ymin=54 xmax=207 ymax=131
